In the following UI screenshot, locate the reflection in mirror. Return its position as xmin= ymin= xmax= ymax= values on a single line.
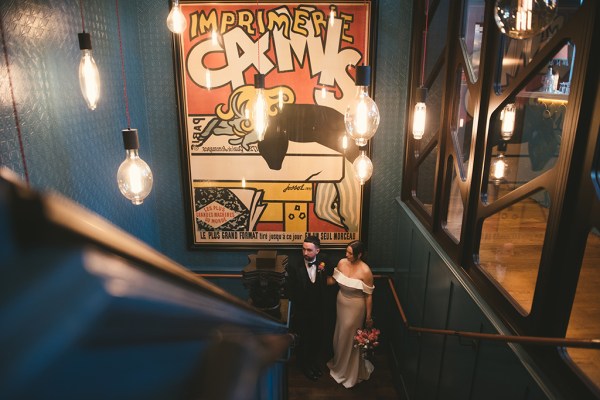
xmin=566 ymin=228 xmax=600 ymax=391
xmin=416 ymin=145 xmax=439 ymax=215
xmin=424 ymin=0 xmax=450 ymax=81
xmin=444 ymin=159 xmax=464 ymax=242
xmin=478 ymin=190 xmax=550 ymax=314
xmin=450 ymin=67 xmax=473 ymax=180
xmin=483 ymin=44 xmax=573 ymax=205
xmin=460 ymin=0 xmax=485 ymax=81
xmin=421 ymin=69 xmax=445 ymax=145
xmin=495 ymin=4 xmax=579 ymax=95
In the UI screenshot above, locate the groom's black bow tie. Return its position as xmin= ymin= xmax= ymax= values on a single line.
xmin=308 ymin=261 xmax=317 ymax=267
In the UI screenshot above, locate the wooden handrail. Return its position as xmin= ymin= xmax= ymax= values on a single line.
xmin=194 ymin=271 xmax=600 ymax=349
xmin=385 ymin=278 xmax=600 ymax=350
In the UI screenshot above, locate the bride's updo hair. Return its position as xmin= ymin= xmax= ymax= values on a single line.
xmin=348 ymin=240 xmax=366 ymax=260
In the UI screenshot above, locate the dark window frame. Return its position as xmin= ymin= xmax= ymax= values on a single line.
xmin=402 ymin=0 xmax=600 ymax=396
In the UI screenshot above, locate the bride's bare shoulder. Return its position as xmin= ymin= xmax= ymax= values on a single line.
xmin=360 ymin=262 xmax=374 ymax=284
xmin=337 ymin=258 xmax=349 ymax=272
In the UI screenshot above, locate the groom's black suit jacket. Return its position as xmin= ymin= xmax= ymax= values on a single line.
xmin=286 ymin=253 xmax=337 ymax=360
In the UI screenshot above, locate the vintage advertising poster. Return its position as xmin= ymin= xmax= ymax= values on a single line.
xmin=174 ymin=1 xmax=375 ymax=247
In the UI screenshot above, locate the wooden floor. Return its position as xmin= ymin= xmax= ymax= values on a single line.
xmin=287 ymin=352 xmax=401 ymax=400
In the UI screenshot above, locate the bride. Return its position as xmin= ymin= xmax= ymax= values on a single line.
xmin=326 ymin=240 xmax=375 ymax=388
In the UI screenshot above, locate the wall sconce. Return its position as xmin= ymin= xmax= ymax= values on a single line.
xmin=117 ymin=129 xmax=153 ymax=205
xmin=353 ymin=150 xmax=373 ymax=185
xmin=167 ymin=0 xmax=187 ymax=34
xmin=500 ymin=103 xmax=516 ymax=141
xmin=412 ymin=87 xmax=427 ymax=140
xmin=345 ymin=65 xmax=380 ymax=147
xmin=494 ymin=0 xmax=558 ymax=39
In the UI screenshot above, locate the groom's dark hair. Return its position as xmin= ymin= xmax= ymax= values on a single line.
xmin=304 ymin=235 xmax=321 ymax=248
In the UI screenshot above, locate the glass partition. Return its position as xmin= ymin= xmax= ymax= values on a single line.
xmin=460 ymin=0 xmax=485 ymax=81
xmin=416 ymin=145 xmax=439 ymax=215
xmin=478 ymin=190 xmax=550 ymax=313
xmin=424 ymin=0 xmax=450 ymax=80
xmin=566 ymin=228 xmax=600 ymax=390
xmin=494 ymin=4 xmax=580 ymax=94
xmin=444 ymin=159 xmax=464 ymax=242
xmin=450 ymin=67 xmax=473 ymax=181
xmin=483 ymin=44 xmax=574 ymax=205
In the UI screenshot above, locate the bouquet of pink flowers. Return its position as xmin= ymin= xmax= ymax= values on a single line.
xmin=353 ymin=327 xmax=381 ymax=354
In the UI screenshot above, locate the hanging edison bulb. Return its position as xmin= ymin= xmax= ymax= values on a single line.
xmin=494 ymin=0 xmax=558 ymax=40
xmin=329 ymin=5 xmax=336 ymax=26
xmin=252 ymin=73 xmax=269 ymax=141
xmin=353 ymin=151 xmax=373 ymax=185
xmin=78 ymin=32 xmax=100 ymax=110
xmin=117 ymin=129 xmax=153 ymax=205
xmin=278 ymin=87 xmax=284 ymax=110
xmin=412 ymin=87 xmax=427 ymax=140
xmin=491 ymin=153 xmax=508 ymax=185
xmin=345 ymin=66 xmax=380 ymax=146
xmin=167 ymin=0 xmax=187 ymax=34
xmin=500 ymin=103 xmax=516 ymax=141
xmin=205 ymin=70 xmax=212 ymax=90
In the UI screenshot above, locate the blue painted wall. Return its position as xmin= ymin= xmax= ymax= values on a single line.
xmin=0 ymin=0 xmax=411 ymax=272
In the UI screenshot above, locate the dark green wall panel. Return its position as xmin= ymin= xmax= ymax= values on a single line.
xmin=394 ymin=202 xmax=551 ymax=400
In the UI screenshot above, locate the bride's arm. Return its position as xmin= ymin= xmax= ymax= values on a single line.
xmin=365 ymin=294 xmax=373 ymax=327
xmin=326 ymin=261 xmax=343 ymax=286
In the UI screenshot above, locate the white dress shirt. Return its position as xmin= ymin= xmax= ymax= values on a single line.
xmin=305 ymin=260 xmax=317 ymax=283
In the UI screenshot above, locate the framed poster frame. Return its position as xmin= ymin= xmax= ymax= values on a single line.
xmin=172 ymin=0 xmax=378 ymax=249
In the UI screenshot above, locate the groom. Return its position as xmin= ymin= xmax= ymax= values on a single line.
xmin=286 ymin=235 xmax=335 ymax=381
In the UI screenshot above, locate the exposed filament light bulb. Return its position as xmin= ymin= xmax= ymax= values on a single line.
xmin=329 ymin=6 xmax=336 ymax=26
xmin=494 ymin=0 xmax=557 ymax=40
xmin=353 ymin=151 xmax=373 ymax=185
xmin=412 ymin=87 xmax=427 ymax=140
xmin=205 ymin=70 xmax=212 ymax=90
xmin=491 ymin=153 xmax=507 ymax=185
xmin=78 ymin=32 xmax=100 ymax=110
xmin=342 ymin=134 xmax=349 ymax=150
xmin=500 ymin=103 xmax=516 ymax=141
xmin=167 ymin=0 xmax=186 ymax=34
xmin=117 ymin=129 xmax=153 ymax=205
xmin=252 ymin=74 xmax=269 ymax=141
xmin=345 ymin=66 xmax=380 ymax=147
xmin=278 ymin=88 xmax=284 ymax=110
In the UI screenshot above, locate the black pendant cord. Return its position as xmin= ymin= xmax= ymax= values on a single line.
xmin=420 ymin=0 xmax=429 ymax=87
xmin=0 ymin=14 xmax=30 ymax=185
xmin=79 ymin=0 xmax=86 ymax=32
xmin=256 ymin=0 xmax=261 ymax=74
xmin=115 ymin=0 xmax=131 ymax=128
